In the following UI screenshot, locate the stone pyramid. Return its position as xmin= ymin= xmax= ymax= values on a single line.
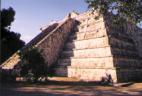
xmin=1 ymin=11 xmax=142 ymax=83
xmin=54 ymin=11 xmax=142 ymax=82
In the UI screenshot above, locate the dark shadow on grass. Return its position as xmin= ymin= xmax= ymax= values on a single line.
xmin=1 ymin=80 xmax=136 ymax=87
xmin=1 ymin=82 xmax=142 ymax=96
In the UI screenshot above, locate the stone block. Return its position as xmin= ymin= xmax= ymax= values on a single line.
xmin=113 ymin=58 xmax=141 ymax=68
xmin=54 ymin=67 xmax=68 ymax=76
xmin=71 ymin=29 xmax=107 ymax=41
xmin=59 ymin=57 xmax=114 ymax=68
xmin=111 ymin=48 xmax=139 ymax=58
xmin=79 ymin=17 xmax=104 ymax=27
xmin=66 ymin=36 xmax=109 ymax=50
xmin=68 ymin=67 xmax=117 ymax=82
xmin=62 ymin=47 xmax=112 ymax=58
xmin=78 ymin=21 xmax=106 ymax=32
xmin=1 ymin=53 xmax=20 ymax=69
xmin=116 ymin=69 xmax=142 ymax=82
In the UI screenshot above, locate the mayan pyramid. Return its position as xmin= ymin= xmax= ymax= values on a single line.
xmin=1 ymin=11 xmax=142 ymax=83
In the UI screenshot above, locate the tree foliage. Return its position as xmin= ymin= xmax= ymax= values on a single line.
xmin=85 ymin=0 xmax=142 ymax=24
xmin=1 ymin=7 xmax=25 ymax=64
xmin=20 ymin=48 xmax=48 ymax=82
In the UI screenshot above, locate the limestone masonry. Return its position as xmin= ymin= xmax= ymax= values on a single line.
xmin=1 ymin=11 xmax=142 ymax=82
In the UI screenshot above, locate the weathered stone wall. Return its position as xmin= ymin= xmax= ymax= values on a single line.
xmin=103 ymin=13 xmax=142 ymax=58
xmin=125 ymin=23 xmax=142 ymax=57
xmin=0 ymin=52 xmax=20 ymax=69
xmin=0 ymin=16 xmax=75 ymax=70
xmin=116 ymin=69 xmax=142 ymax=82
xmin=36 ymin=18 xmax=75 ymax=66
xmin=55 ymin=11 xmax=142 ymax=82
xmin=68 ymin=67 xmax=117 ymax=82
xmin=102 ymin=13 xmax=142 ymax=82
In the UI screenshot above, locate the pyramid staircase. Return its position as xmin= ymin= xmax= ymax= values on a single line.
xmin=53 ymin=11 xmax=142 ymax=82
xmin=0 ymin=18 xmax=73 ymax=70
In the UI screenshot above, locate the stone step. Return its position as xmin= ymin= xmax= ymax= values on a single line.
xmin=109 ymin=38 xmax=136 ymax=51
xmin=109 ymin=37 xmax=135 ymax=48
xmin=0 ymin=53 xmax=20 ymax=69
xmin=57 ymin=57 xmax=141 ymax=68
xmin=61 ymin=47 xmax=112 ymax=58
xmin=68 ymin=30 xmax=135 ymax=47
xmin=65 ymin=36 xmax=109 ymax=50
xmin=61 ymin=47 xmax=139 ymax=59
xmin=65 ymin=36 xmax=136 ymax=51
xmin=68 ymin=67 xmax=117 ymax=82
xmin=116 ymin=69 xmax=142 ymax=82
xmin=68 ymin=67 xmax=142 ymax=82
xmin=56 ymin=63 xmax=70 ymax=66
xmin=77 ymin=21 xmax=106 ymax=32
xmin=109 ymin=33 xmax=134 ymax=44
xmin=114 ymin=58 xmax=142 ymax=68
xmin=58 ymin=57 xmax=114 ymax=68
xmin=58 ymin=58 xmax=70 ymax=63
xmin=79 ymin=17 xmax=104 ymax=28
xmin=111 ymin=48 xmax=140 ymax=58
xmin=76 ymin=13 xmax=102 ymax=22
xmin=68 ymin=29 xmax=107 ymax=41
xmin=54 ymin=67 xmax=68 ymax=76
xmin=78 ymin=18 xmax=104 ymax=27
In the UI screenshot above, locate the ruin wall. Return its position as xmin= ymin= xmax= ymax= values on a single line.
xmin=35 ymin=18 xmax=75 ymax=66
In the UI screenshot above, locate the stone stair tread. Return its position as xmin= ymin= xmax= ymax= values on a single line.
xmin=68 ymin=35 xmax=108 ymax=42
xmin=64 ymin=44 xmax=136 ymax=52
xmin=54 ymin=65 xmax=68 ymax=68
xmin=62 ymin=46 xmax=110 ymax=51
xmin=62 ymin=47 xmax=139 ymax=54
xmin=58 ymin=57 xmax=140 ymax=61
xmin=56 ymin=62 xmax=70 ymax=66
xmin=68 ymin=66 xmax=116 ymax=69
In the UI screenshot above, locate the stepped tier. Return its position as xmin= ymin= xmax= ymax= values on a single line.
xmin=61 ymin=47 xmax=112 ymax=58
xmin=54 ymin=11 xmax=142 ymax=82
xmin=68 ymin=67 xmax=142 ymax=82
xmin=61 ymin=47 xmax=138 ymax=58
xmin=66 ymin=37 xmax=110 ymax=50
xmin=68 ymin=29 xmax=107 ymax=41
xmin=66 ymin=37 xmax=136 ymax=51
xmin=0 ymin=52 xmax=20 ymax=69
xmin=57 ymin=57 xmax=141 ymax=68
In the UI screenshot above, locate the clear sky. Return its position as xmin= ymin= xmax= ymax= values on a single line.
xmin=2 ymin=0 xmax=88 ymax=43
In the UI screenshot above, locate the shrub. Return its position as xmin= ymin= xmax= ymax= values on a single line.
xmin=19 ymin=48 xmax=48 ymax=82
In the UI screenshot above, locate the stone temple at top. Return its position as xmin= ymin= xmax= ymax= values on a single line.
xmin=1 ymin=11 xmax=142 ymax=83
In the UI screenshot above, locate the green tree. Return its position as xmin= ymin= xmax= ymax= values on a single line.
xmin=1 ymin=7 xmax=25 ymax=64
xmin=20 ymin=48 xmax=48 ymax=82
xmin=85 ymin=0 xmax=142 ymax=24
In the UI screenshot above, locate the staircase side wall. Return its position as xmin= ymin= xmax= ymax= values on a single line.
xmin=36 ymin=19 xmax=75 ymax=66
xmin=0 ymin=22 xmax=59 ymax=70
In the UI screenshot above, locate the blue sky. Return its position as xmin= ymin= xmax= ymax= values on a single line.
xmin=2 ymin=0 xmax=88 ymax=43
xmin=2 ymin=0 xmax=142 ymax=43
